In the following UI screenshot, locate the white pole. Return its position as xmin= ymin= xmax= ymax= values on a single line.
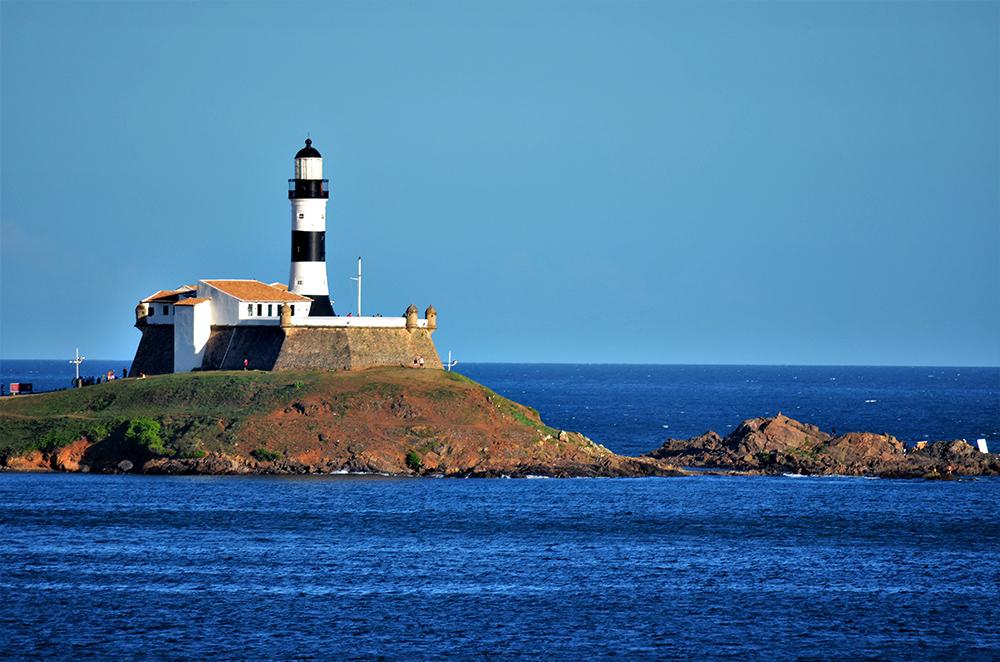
xmin=350 ymin=256 xmax=362 ymax=316
xmin=69 ymin=348 xmax=86 ymax=384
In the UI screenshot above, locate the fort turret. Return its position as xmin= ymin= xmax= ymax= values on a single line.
xmin=425 ymin=305 xmax=437 ymax=330
xmin=405 ymin=304 xmax=419 ymax=329
xmin=135 ymin=302 xmax=149 ymax=328
xmin=288 ymin=138 xmax=334 ymax=316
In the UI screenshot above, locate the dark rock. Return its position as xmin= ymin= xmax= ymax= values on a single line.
xmin=646 ymin=414 xmax=998 ymax=478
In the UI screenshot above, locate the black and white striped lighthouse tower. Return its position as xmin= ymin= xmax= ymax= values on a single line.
xmin=288 ymin=138 xmax=334 ymax=316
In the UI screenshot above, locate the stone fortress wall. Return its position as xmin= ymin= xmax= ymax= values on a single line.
xmin=131 ymin=304 xmax=442 ymax=375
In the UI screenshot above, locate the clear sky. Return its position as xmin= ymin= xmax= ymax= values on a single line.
xmin=1 ymin=1 xmax=997 ymax=365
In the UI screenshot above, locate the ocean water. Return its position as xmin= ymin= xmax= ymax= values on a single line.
xmin=1 ymin=362 xmax=999 ymax=658
xmin=459 ymin=364 xmax=999 ymax=455
xmin=0 ymin=473 xmax=998 ymax=659
xmin=0 ymin=359 xmax=132 ymax=394
xmin=3 ymin=360 xmax=998 ymax=456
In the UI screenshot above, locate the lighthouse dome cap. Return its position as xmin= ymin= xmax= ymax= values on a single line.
xmin=295 ymin=138 xmax=322 ymax=159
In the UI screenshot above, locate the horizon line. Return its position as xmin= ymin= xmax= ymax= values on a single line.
xmin=2 ymin=358 xmax=998 ymax=370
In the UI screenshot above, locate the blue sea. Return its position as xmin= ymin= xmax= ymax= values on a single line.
xmin=1 ymin=474 xmax=998 ymax=659
xmin=1 ymin=361 xmax=999 ymax=658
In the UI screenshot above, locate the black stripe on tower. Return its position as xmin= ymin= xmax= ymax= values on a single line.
xmin=288 ymin=179 xmax=330 ymax=199
xmin=291 ymin=231 xmax=326 ymax=262
xmin=305 ymin=294 xmax=334 ymax=317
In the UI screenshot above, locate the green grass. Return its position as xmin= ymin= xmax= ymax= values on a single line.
xmin=425 ymin=387 xmax=458 ymax=401
xmin=0 ymin=367 xmax=564 ymax=460
xmin=251 ymin=448 xmax=282 ymax=462
xmin=442 ymin=371 xmax=475 ymax=385
xmin=441 ymin=370 xmax=559 ymax=436
xmin=125 ymin=417 xmax=167 ymax=456
xmin=0 ymin=371 xmax=320 ymax=458
xmin=482 ymin=390 xmax=560 ymax=438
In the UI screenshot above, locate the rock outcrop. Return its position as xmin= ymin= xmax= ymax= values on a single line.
xmin=646 ymin=413 xmax=999 ymax=478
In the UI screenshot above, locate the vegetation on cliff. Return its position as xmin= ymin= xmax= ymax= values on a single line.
xmin=4 ymin=374 xmax=990 ymax=479
xmin=0 ymin=368 xmax=679 ymax=477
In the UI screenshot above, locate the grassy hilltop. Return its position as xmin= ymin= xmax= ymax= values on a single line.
xmin=0 ymin=368 xmax=679 ymax=477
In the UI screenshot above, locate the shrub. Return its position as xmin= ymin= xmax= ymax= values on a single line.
xmin=38 ymin=428 xmax=83 ymax=453
xmin=405 ymin=450 xmax=422 ymax=472
xmin=126 ymin=417 xmax=167 ymax=455
xmin=176 ymin=439 xmax=206 ymax=459
xmin=86 ymin=422 xmax=113 ymax=442
xmin=251 ymin=448 xmax=282 ymax=462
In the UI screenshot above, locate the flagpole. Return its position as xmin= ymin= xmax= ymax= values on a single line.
xmin=350 ymin=256 xmax=362 ymax=316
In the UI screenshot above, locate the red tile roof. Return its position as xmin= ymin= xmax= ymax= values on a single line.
xmin=203 ymin=279 xmax=312 ymax=302
xmin=173 ymin=297 xmax=211 ymax=307
xmin=141 ymin=284 xmax=198 ymax=303
xmin=142 ymin=290 xmax=183 ymax=303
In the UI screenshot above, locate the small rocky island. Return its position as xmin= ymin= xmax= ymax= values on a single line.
xmin=646 ymin=413 xmax=999 ymax=479
xmin=0 ymin=371 xmax=995 ymax=479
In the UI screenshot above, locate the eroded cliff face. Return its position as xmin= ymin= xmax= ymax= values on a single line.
xmin=142 ymin=375 xmax=675 ymax=477
xmin=0 ymin=368 xmax=680 ymax=478
xmin=646 ymin=413 xmax=999 ymax=478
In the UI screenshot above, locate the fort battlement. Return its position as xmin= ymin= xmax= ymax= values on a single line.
xmin=132 ymin=303 xmax=441 ymax=375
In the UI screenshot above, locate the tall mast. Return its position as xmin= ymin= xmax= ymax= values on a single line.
xmin=353 ymin=256 xmax=362 ymax=316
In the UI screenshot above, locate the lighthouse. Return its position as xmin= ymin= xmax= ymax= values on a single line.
xmin=288 ymin=138 xmax=334 ymax=316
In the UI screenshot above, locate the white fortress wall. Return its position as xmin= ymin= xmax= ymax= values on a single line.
xmin=197 ymin=284 xmax=241 ymax=326
xmin=173 ymin=302 xmax=212 ymax=372
xmin=293 ymin=317 xmax=429 ymax=328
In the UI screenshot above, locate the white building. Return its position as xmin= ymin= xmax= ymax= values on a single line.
xmin=139 ymin=279 xmax=314 ymax=372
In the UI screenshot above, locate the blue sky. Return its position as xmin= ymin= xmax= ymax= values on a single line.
xmin=1 ymin=1 xmax=997 ymax=365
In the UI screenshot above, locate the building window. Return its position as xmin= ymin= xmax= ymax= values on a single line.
xmin=247 ymin=304 xmax=253 ymax=316
xmin=257 ymin=303 xmax=263 ymax=316
xmin=298 ymin=213 xmax=304 ymax=219
xmin=290 ymin=305 xmax=295 ymax=316
xmin=268 ymin=304 xmax=273 ymax=317
xmin=162 ymin=305 xmax=168 ymax=315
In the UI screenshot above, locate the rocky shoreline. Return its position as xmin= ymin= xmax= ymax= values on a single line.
xmin=3 ymin=435 xmax=681 ymax=479
xmin=1 ymin=371 xmax=995 ymax=479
